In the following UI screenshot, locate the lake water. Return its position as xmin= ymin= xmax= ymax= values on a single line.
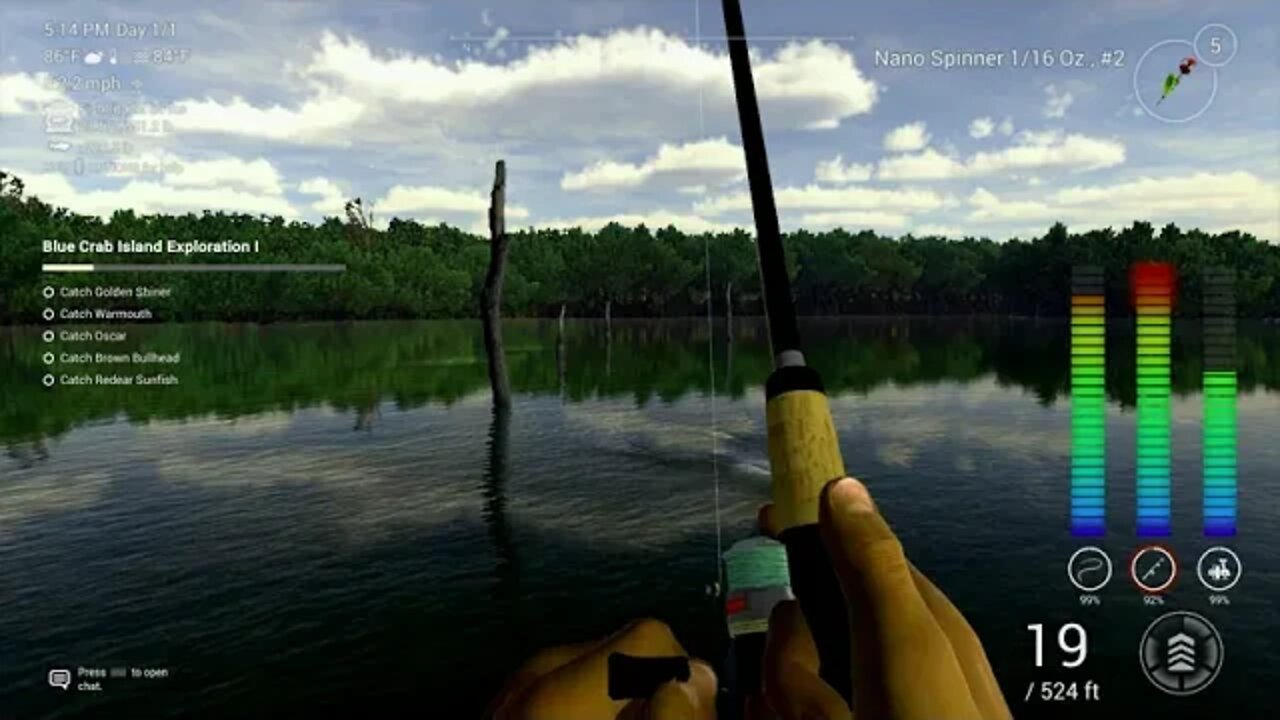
xmin=2 ymin=319 xmax=1277 ymax=719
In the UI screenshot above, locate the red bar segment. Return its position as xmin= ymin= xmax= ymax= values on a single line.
xmin=1130 ymin=262 xmax=1178 ymax=310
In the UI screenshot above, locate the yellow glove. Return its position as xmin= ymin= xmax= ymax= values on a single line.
xmin=751 ymin=477 xmax=1012 ymax=720
xmin=488 ymin=618 xmax=717 ymax=720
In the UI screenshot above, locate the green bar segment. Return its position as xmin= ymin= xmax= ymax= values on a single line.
xmin=1071 ymin=293 xmax=1106 ymax=536
xmin=1203 ymin=267 xmax=1237 ymax=537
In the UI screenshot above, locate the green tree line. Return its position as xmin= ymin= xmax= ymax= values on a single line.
xmin=2 ymin=171 xmax=1277 ymax=323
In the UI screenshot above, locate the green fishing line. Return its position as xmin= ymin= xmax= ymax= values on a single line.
xmin=723 ymin=536 xmax=791 ymax=591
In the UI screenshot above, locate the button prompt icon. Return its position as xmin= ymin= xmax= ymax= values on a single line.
xmin=48 ymin=668 xmax=71 ymax=690
xmin=1140 ymin=611 xmax=1223 ymax=695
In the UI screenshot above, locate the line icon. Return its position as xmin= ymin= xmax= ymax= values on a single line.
xmin=1067 ymin=546 xmax=1113 ymax=592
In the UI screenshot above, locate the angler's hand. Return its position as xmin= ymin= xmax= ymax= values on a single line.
xmin=488 ymin=618 xmax=717 ymax=720
xmin=749 ymin=477 xmax=1012 ymax=720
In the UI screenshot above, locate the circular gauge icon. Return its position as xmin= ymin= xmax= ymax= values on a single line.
xmin=1196 ymin=546 xmax=1242 ymax=592
xmin=1130 ymin=545 xmax=1178 ymax=594
xmin=1067 ymin=546 xmax=1113 ymax=592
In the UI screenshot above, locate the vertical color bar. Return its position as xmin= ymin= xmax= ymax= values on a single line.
xmin=1203 ymin=268 xmax=1237 ymax=537
xmin=1132 ymin=263 xmax=1175 ymax=537
xmin=1071 ymin=267 xmax=1106 ymax=536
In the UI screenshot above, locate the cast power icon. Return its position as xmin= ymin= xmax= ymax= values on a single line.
xmin=1166 ymin=632 xmax=1196 ymax=673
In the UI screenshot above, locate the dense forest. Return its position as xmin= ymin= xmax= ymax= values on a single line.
xmin=2 ymin=171 xmax=1277 ymax=323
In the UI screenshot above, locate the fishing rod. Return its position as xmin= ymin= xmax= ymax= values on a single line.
xmin=605 ymin=1 xmax=853 ymax=711
xmin=720 ymin=0 xmax=854 ymax=705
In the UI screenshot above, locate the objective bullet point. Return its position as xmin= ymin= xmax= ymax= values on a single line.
xmin=43 ymin=330 xmax=55 ymax=342
xmin=42 ymin=374 xmax=56 ymax=388
xmin=42 ymin=308 xmax=55 ymax=321
xmin=43 ymin=286 xmax=55 ymax=299
xmin=43 ymin=352 xmax=55 ymax=365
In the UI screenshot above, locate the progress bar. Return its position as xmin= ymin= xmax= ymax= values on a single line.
xmin=42 ymin=264 xmax=347 ymax=273
xmin=1071 ymin=266 xmax=1107 ymax=537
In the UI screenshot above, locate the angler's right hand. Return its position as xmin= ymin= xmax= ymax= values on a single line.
xmin=749 ymin=477 xmax=1012 ymax=720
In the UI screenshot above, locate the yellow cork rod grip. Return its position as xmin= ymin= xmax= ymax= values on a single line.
xmin=766 ymin=389 xmax=845 ymax=530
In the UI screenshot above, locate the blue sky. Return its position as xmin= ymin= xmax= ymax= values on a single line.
xmin=1 ymin=0 xmax=1276 ymax=240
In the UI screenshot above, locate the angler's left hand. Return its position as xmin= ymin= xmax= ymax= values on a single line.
xmin=488 ymin=618 xmax=718 ymax=719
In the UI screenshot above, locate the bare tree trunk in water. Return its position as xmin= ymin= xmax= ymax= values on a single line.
xmin=481 ymin=160 xmax=511 ymax=409
xmin=725 ymin=326 xmax=734 ymax=393
xmin=725 ymin=281 xmax=734 ymax=340
xmin=604 ymin=299 xmax=612 ymax=336
xmin=556 ymin=313 xmax=567 ymax=402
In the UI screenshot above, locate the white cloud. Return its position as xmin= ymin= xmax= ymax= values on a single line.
xmin=330 ymin=31 xmax=870 ymax=137
xmin=877 ymin=130 xmax=1124 ymax=181
xmin=1051 ymin=172 xmax=1275 ymax=217
xmin=876 ymin=148 xmax=965 ymax=181
xmin=998 ymin=116 xmax=1015 ymax=136
xmin=814 ymin=154 xmax=873 ymax=184
xmin=167 ymin=29 xmax=875 ymax=146
xmin=967 ymin=187 xmax=1050 ymax=221
xmin=17 ymin=170 xmax=301 ymax=218
xmin=797 ymin=210 xmax=910 ymax=230
xmin=0 ymin=72 xmax=69 ymax=116
xmin=1043 ymin=84 xmax=1074 ymax=119
xmin=966 ymin=171 xmax=1280 ymax=240
xmin=92 ymin=150 xmax=286 ymax=196
xmin=968 ymin=116 xmax=994 ymax=139
xmin=139 ymin=92 xmax=366 ymax=144
xmin=298 ymin=176 xmax=342 ymax=196
xmin=883 ymin=121 xmax=930 ymax=152
xmin=534 ymin=211 xmax=743 ymax=234
xmin=697 ymin=184 xmax=954 ymax=216
xmin=298 ymin=176 xmax=347 ymax=216
xmin=560 ymin=137 xmax=744 ymax=192
xmin=968 ymin=131 xmax=1123 ymax=173
xmin=912 ymin=223 xmax=965 ymax=237
xmin=376 ymin=184 xmax=530 ymax=220
xmin=536 ymin=208 xmax=917 ymax=235
xmin=1016 ymin=129 xmax=1059 ymax=146
xmin=164 ymin=156 xmax=285 ymax=195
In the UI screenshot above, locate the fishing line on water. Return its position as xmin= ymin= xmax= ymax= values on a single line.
xmin=694 ymin=0 xmax=724 ymax=596
xmin=705 ymin=230 xmax=724 ymax=595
